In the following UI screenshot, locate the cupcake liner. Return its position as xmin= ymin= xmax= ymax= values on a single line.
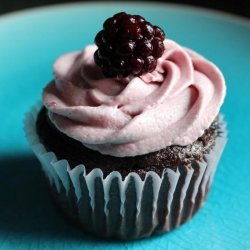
xmin=24 ymin=103 xmax=227 ymax=240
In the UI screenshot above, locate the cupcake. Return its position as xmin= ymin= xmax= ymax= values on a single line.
xmin=24 ymin=12 xmax=227 ymax=240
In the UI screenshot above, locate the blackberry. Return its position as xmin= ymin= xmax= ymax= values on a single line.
xmin=94 ymin=12 xmax=165 ymax=78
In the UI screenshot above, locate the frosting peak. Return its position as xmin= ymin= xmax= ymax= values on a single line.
xmin=43 ymin=39 xmax=226 ymax=157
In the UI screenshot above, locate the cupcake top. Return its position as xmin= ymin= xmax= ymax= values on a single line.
xmin=43 ymin=12 xmax=226 ymax=157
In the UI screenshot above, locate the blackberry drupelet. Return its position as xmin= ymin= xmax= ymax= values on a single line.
xmin=94 ymin=12 xmax=165 ymax=78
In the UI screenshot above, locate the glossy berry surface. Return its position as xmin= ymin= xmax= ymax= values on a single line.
xmin=94 ymin=12 xmax=165 ymax=78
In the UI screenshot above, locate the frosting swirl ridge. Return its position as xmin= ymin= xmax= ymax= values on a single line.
xmin=43 ymin=39 xmax=226 ymax=157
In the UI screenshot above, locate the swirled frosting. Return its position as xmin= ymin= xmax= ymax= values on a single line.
xmin=43 ymin=39 xmax=226 ymax=157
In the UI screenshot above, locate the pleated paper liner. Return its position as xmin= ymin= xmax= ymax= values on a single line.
xmin=24 ymin=103 xmax=227 ymax=240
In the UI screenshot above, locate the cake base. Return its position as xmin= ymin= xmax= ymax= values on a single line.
xmin=25 ymin=104 xmax=227 ymax=240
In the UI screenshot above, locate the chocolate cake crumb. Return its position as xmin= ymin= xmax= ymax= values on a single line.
xmin=36 ymin=107 xmax=220 ymax=179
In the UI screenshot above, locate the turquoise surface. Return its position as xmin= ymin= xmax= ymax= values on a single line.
xmin=0 ymin=3 xmax=250 ymax=249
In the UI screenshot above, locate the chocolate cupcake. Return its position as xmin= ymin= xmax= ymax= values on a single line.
xmin=24 ymin=12 xmax=227 ymax=240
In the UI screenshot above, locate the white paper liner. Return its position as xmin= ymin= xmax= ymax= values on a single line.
xmin=24 ymin=103 xmax=228 ymax=240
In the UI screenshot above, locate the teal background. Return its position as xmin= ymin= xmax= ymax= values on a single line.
xmin=0 ymin=3 xmax=250 ymax=249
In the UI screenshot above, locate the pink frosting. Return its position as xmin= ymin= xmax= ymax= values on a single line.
xmin=43 ymin=39 xmax=226 ymax=157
